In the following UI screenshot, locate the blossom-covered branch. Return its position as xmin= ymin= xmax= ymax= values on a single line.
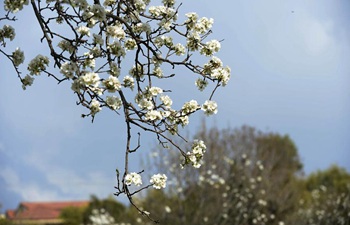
xmin=1 ymin=0 xmax=230 ymax=218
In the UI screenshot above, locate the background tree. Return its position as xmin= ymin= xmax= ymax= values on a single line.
xmin=60 ymin=206 xmax=86 ymax=225
xmin=82 ymin=195 xmax=127 ymax=224
xmin=60 ymin=195 xmax=134 ymax=225
xmin=292 ymin=165 xmax=350 ymax=225
xmin=58 ymin=124 xmax=350 ymax=225
xmin=143 ymin=123 xmax=303 ymax=225
xmin=0 ymin=204 xmax=12 ymax=225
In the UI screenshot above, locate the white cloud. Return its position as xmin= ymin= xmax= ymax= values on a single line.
xmin=296 ymin=16 xmax=334 ymax=55
xmin=0 ymin=167 xmax=60 ymax=201
xmin=24 ymin=151 xmax=114 ymax=200
xmin=44 ymin=166 xmax=113 ymax=197
xmin=0 ymin=164 xmax=113 ymax=202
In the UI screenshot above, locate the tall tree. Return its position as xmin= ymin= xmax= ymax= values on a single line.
xmin=293 ymin=165 xmax=350 ymax=225
xmin=144 ymin=124 xmax=304 ymax=225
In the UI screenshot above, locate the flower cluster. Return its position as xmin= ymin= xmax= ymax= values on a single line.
xmin=21 ymin=75 xmax=34 ymax=90
xmin=89 ymin=208 xmax=115 ymax=225
xmin=106 ymin=96 xmax=122 ymax=110
xmin=150 ymin=174 xmax=167 ymax=189
xmin=90 ymin=99 xmax=101 ymax=115
xmin=195 ymin=78 xmax=208 ymax=91
xmin=201 ymin=100 xmax=218 ymax=115
xmin=27 ymin=54 xmax=49 ymax=75
xmin=107 ymin=24 xmax=125 ymax=39
xmin=182 ymin=100 xmax=200 ymax=114
xmin=125 ymin=172 xmax=142 ymax=186
xmin=0 ymin=25 xmax=15 ymax=45
xmin=4 ymin=0 xmax=28 ymax=13
xmin=200 ymin=40 xmax=221 ymax=56
xmin=76 ymin=26 xmax=90 ymax=36
xmin=18 ymin=55 xmax=49 ymax=89
xmin=11 ymin=48 xmax=25 ymax=66
xmin=60 ymin=62 xmax=78 ymax=79
xmin=185 ymin=139 xmax=207 ymax=168
xmin=103 ymin=75 xmax=121 ymax=93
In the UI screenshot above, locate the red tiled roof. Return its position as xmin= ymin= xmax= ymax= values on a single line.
xmin=7 ymin=201 xmax=89 ymax=220
xmin=5 ymin=210 xmax=15 ymax=219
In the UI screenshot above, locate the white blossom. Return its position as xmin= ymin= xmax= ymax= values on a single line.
xmin=137 ymin=98 xmax=154 ymax=110
xmin=91 ymin=4 xmax=106 ymax=22
xmin=150 ymin=174 xmax=167 ymax=189
xmin=155 ymin=35 xmax=173 ymax=48
xmin=107 ymin=24 xmax=125 ymax=39
xmin=106 ymin=96 xmax=122 ymax=110
xmin=11 ymin=48 xmax=24 ymax=66
xmin=178 ymin=115 xmax=189 ymax=126
xmin=149 ymin=86 xmax=163 ymax=96
xmin=194 ymin=17 xmax=214 ymax=34
xmin=149 ymin=6 xmax=167 ymax=17
xmin=58 ymin=40 xmax=75 ymax=54
xmin=76 ymin=26 xmax=90 ymax=36
xmin=133 ymin=22 xmax=151 ymax=34
xmin=80 ymin=72 xmax=100 ymax=88
xmin=201 ymin=100 xmax=218 ymax=115
xmin=129 ymin=64 xmax=144 ymax=78
xmin=125 ymin=172 xmax=142 ymax=186
xmin=173 ymin=43 xmax=186 ymax=56
xmin=0 ymin=25 xmax=15 ymax=42
xmin=21 ymin=75 xmax=34 ymax=90
xmin=145 ymin=110 xmax=162 ymax=121
xmin=108 ymin=41 xmax=126 ymax=57
xmin=182 ymin=100 xmax=199 ymax=114
xmin=162 ymin=0 xmax=175 ymax=7
xmin=186 ymin=32 xmax=201 ymax=51
xmin=4 ymin=0 xmax=28 ymax=13
xmin=103 ymin=0 xmax=116 ymax=7
xmin=122 ymin=76 xmax=134 ymax=89
xmin=185 ymin=139 xmax=206 ymax=168
xmin=195 ymin=78 xmax=208 ymax=91
xmin=153 ymin=66 xmax=163 ymax=77
xmin=60 ymin=61 xmax=78 ymax=79
xmin=93 ymin=33 xmax=104 ymax=45
xmin=160 ymin=95 xmax=172 ymax=108
xmin=161 ymin=110 xmax=170 ymax=118
xmin=83 ymin=52 xmax=95 ymax=69
xmin=124 ymin=38 xmax=137 ymax=50
xmin=90 ymin=99 xmax=101 ymax=115
xmin=200 ymin=40 xmax=221 ymax=56
xmin=103 ymin=75 xmax=121 ymax=92
xmin=185 ymin=12 xmax=198 ymax=30
xmin=164 ymin=206 xmax=171 ymax=213
xmin=210 ymin=66 xmax=231 ymax=86
xmin=71 ymin=0 xmax=88 ymax=10
xmin=108 ymin=62 xmax=120 ymax=76
xmin=27 ymin=55 xmax=49 ymax=75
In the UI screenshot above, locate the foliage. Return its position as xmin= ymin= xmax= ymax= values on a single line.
xmin=60 ymin=195 xmax=131 ymax=225
xmin=0 ymin=0 xmax=230 ymax=216
xmin=60 ymin=205 xmax=86 ymax=225
xmin=304 ymin=165 xmax=350 ymax=193
xmin=140 ymin=124 xmax=350 ymax=224
xmin=142 ymin=124 xmax=303 ymax=224
xmin=293 ymin=165 xmax=350 ymax=225
xmin=0 ymin=219 xmax=11 ymax=225
xmin=57 ymin=125 xmax=350 ymax=224
xmin=82 ymin=195 xmax=126 ymax=224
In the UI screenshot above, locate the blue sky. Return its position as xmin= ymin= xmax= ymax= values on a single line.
xmin=1 ymin=0 xmax=349 ymax=212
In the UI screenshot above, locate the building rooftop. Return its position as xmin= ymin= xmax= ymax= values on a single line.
xmin=6 ymin=201 xmax=89 ymax=221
